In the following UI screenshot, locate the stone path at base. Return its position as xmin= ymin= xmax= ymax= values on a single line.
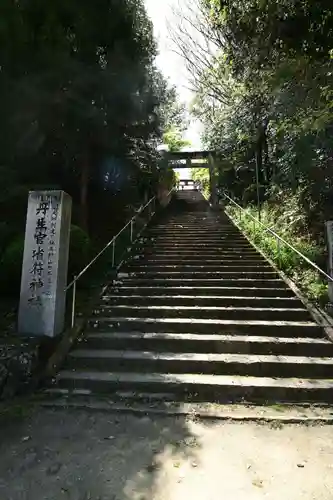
xmin=1 ymin=408 xmax=333 ymax=500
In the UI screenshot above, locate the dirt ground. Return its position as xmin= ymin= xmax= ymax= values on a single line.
xmin=1 ymin=406 xmax=333 ymax=500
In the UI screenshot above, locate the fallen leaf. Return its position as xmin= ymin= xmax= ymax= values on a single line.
xmin=252 ymin=479 xmax=263 ymax=488
xmin=146 ymin=462 xmax=159 ymax=473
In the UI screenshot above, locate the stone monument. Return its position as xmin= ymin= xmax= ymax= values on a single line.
xmin=18 ymin=191 xmax=72 ymax=337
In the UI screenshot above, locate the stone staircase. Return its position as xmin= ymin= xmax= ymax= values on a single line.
xmin=49 ymin=190 xmax=333 ymax=407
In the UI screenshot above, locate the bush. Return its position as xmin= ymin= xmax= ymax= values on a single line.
xmin=0 ymin=235 xmax=25 ymax=296
xmin=68 ymin=225 xmax=92 ymax=281
xmin=0 ymin=222 xmax=17 ymax=259
xmin=227 ymin=204 xmax=328 ymax=305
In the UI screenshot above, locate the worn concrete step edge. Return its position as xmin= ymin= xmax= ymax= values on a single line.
xmin=102 ymin=295 xmax=300 ymax=301
xmin=56 ymin=370 xmax=333 ymax=391
xmin=124 ymin=265 xmax=273 ymax=271
xmin=40 ymin=395 xmax=333 ymax=423
xmin=88 ymin=317 xmax=318 ymax=327
xmin=95 ymin=305 xmax=307 ymax=313
xmin=68 ymin=349 xmax=333 ymax=367
xmin=140 ymin=254 xmax=266 ymax=258
xmin=82 ymin=333 xmax=332 ymax=356
xmin=87 ymin=318 xmax=323 ymax=338
xmin=123 ymin=271 xmax=279 ymax=276
xmin=84 ymin=332 xmax=331 ymax=345
xmin=136 ymin=259 xmax=269 ymax=263
xmin=101 ymin=295 xmax=301 ymax=307
xmin=116 ymin=279 xmax=288 ymax=289
xmin=92 ymin=305 xmax=311 ymax=321
xmin=106 ymin=286 xmax=294 ymax=297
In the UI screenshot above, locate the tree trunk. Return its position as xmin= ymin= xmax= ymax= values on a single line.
xmin=262 ymin=125 xmax=270 ymax=181
xmin=255 ymin=137 xmax=263 ymax=184
xmin=80 ymin=154 xmax=90 ymax=233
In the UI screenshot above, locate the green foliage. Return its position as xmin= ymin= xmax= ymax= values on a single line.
xmin=0 ymin=235 xmax=25 ymax=296
xmin=183 ymin=1 xmax=333 ymax=246
xmin=158 ymin=168 xmax=178 ymax=192
xmin=191 ymin=167 xmax=210 ymax=198
xmin=0 ymin=0 xmax=187 ymax=242
xmin=68 ymin=225 xmax=92 ymax=280
xmin=0 ymin=222 xmax=17 ymax=258
xmin=227 ymin=200 xmax=328 ymax=305
xmin=163 ymin=126 xmax=190 ymax=152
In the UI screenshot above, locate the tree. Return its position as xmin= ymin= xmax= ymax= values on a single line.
xmin=173 ymin=0 xmax=333 ymax=238
xmin=163 ymin=126 xmax=190 ymax=152
xmin=0 ymin=0 xmax=179 ymax=234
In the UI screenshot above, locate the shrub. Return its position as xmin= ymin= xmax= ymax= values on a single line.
xmin=0 ymin=222 xmax=17 ymax=259
xmin=227 ymin=204 xmax=328 ymax=305
xmin=68 ymin=225 xmax=92 ymax=281
xmin=0 ymin=235 xmax=25 ymax=296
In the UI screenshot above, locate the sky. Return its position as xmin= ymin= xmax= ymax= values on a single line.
xmin=144 ymin=0 xmax=203 ymax=151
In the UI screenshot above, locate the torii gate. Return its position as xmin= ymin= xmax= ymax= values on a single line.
xmin=166 ymin=150 xmax=219 ymax=208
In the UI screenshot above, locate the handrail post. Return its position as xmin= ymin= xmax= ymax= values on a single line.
xmin=112 ymin=239 xmax=116 ymax=267
xmin=71 ymin=277 xmax=77 ymax=328
xmin=130 ymin=220 xmax=134 ymax=242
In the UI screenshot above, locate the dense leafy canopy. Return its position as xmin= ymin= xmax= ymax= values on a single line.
xmin=0 ymin=0 xmax=187 ymax=298
xmin=0 ymin=0 xmax=185 ymax=236
xmin=177 ymin=0 xmax=333 ymax=241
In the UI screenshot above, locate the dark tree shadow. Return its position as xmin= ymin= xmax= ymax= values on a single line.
xmin=0 ymin=405 xmax=201 ymax=500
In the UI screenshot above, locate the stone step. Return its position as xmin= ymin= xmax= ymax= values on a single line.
xmin=141 ymin=245 xmax=261 ymax=251
xmin=147 ymin=232 xmax=242 ymax=237
xmin=148 ymin=226 xmax=237 ymax=230
xmin=136 ymin=258 xmax=268 ymax=264
xmin=101 ymin=294 xmax=302 ymax=308
xmin=56 ymin=370 xmax=333 ymax=403
xmin=140 ymin=252 xmax=265 ymax=259
xmin=140 ymin=254 xmax=267 ymax=261
xmin=83 ymin=332 xmax=333 ymax=357
xmin=151 ymin=228 xmax=236 ymax=232
xmin=124 ymin=264 xmax=273 ymax=272
xmin=92 ymin=305 xmax=310 ymax=321
xmin=88 ymin=317 xmax=321 ymax=337
xmin=148 ymin=228 xmax=242 ymax=233
xmin=149 ymin=224 xmax=236 ymax=228
xmin=135 ymin=255 xmax=272 ymax=269
xmin=121 ymin=271 xmax=279 ymax=279
xmin=66 ymin=349 xmax=333 ymax=378
xmin=151 ymin=237 xmax=249 ymax=243
xmin=116 ymin=278 xmax=287 ymax=288
xmin=48 ymin=192 xmax=331 ymax=406
xmin=106 ymin=286 xmax=295 ymax=297
xmin=150 ymin=222 xmax=233 ymax=225
xmin=40 ymin=395 xmax=333 ymax=422
xmin=149 ymin=244 xmax=257 ymax=249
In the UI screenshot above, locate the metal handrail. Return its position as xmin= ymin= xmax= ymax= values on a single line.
xmin=66 ymin=194 xmax=157 ymax=327
xmin=223 ymin=192 xmax=333 ymax=284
